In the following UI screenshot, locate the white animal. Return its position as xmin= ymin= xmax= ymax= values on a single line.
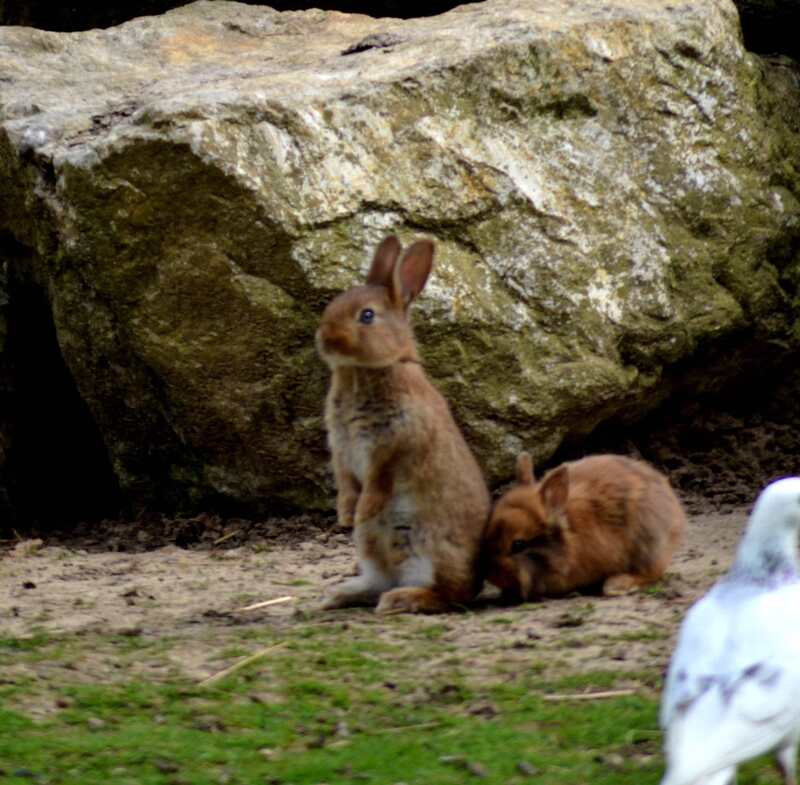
xmin=660 ymin=477 xmax=800 ymax=785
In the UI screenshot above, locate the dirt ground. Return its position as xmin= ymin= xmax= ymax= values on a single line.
xmin=0 ymin=502 xmax=748 ymax=697
xmin=4 ymin=361 xmax=799 ymax=688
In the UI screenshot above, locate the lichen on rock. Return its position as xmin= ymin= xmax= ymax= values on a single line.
xmin=0 ymin=0 xmax=799 ymax=516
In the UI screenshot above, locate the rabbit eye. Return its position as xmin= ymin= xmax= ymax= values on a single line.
xmin=510 ymin=534 xmax=551 ymax=555
xmin=358 ymin=308 xmax=375 ymax=325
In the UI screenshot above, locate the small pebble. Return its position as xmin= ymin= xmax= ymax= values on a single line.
xmin=193 ymin=715 xmax=225 ymax=732
xmin=466 ymin=762 xmax=488 ymax=778
xmin=599 ymin=753 xmax=625 ymax=768
xmin=306 ymin=734 xmax=326 ymax=749
xmin=516 ymin=761 xmax=541 ymax=776
xmin=468 ymin=702 xmax=499 ymax=719
xmin=335 ymin=720 xmax=350 ymax=737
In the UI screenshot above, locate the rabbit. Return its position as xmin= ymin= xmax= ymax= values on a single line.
xmin=483 ymin=452 xmax=686 ymax=600
xmin=315 ymin=235 xmax=491 ymax=614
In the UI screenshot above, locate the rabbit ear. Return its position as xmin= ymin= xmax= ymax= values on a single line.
xmin=366 ymin=235 xmax=402 ymax=287
xmin=390 ymin=239 xmax=434 ymax=310
xmin=539 ymin=466 xmax=569 ymax=525
xmin=516 ymin=452 xmax=535 ymax=486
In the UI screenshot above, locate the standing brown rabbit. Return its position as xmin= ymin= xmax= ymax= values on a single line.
xmin=315 ymin=235 xmax=491 ymax=614
xmin=484 ymin=453 xmax=686 ymax=600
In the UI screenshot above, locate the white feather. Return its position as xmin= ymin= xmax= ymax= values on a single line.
xmin=660 ymin=477 xmax=800 ymax=785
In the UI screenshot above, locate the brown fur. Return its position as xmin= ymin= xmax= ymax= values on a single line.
xmin=484 ymin=453 xmax=686 ymax=600
xmin=316 ymin=236 xmax=491 ymax=614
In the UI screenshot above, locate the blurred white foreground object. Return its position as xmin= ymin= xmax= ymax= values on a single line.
xmin=660 ymin=477 xmax=800 ymax=785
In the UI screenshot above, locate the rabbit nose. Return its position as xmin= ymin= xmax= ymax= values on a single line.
xmin=317 ymin=323 xmax=336 ymax=345
xmin=317 ymin=323 xmax=347 ymax=353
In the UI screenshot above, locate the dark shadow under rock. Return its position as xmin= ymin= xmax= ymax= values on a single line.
xmin=734 ymin=0 xmax=800 ymax=61
xmin=546 ymin=360 xmax=800 ymax=515
xmin=1 ymin=237 xmax=121 ymax=532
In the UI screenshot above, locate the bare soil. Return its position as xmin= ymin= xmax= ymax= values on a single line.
xmin=4 ymin=366 xmax=798 ymax=744
xmin=0 ymin=503 xmax=748 ymax=694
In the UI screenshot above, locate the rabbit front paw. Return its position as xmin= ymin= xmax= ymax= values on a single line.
xmin=602 ymin=573 xmax=644 ymax=596
xmin=336 ymin=493 xmax=357 ymax=529
xmin=354 ymin=490 xmax=390 ymax=525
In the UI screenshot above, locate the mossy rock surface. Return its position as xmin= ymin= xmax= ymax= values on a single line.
xmin=1 ymin=0 xmax=799 ymax=513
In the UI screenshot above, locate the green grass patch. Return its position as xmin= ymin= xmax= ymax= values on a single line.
xmin=0 ymin=630 xmax=52 ymax=652
xmin=610 ymin=627 xmax=669 ymax=643
xmin=0 ymin=624 xmax=784 ymax=785
xmin=0 ymin=676 xmax=665 ymax=784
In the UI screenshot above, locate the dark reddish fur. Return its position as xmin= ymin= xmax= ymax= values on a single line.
xmin=484 ymin=454 xmax=686 ymax=599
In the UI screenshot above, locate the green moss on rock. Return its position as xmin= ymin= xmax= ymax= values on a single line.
xmin=0 ymin=0 xmax=799 ymax=513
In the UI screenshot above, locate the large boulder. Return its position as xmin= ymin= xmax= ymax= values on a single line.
xmin=1 ymin=0 xmax=799 ymax=516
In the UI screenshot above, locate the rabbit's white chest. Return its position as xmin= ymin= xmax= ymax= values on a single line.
xmin=348 ymin=432 xmax=373 ymax=483
xmin=388 ymin=488 xmax=416 ymax=521
xmin=339 ymin=412 xmax=404 ymax=484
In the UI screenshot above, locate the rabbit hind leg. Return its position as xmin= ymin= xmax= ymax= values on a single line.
xmin=375 ymin=586 xmax=450 ymax=615
xmin=322 ymin=558 xmax=392 ymax=610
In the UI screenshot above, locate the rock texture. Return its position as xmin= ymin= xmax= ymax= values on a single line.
xmin=3 ymin=1 xmax=800 ymax=61
xmin=0 ymin=1 xmax=484 ymax=31
xmin=1 ymin=0 xmax=800 ymax=516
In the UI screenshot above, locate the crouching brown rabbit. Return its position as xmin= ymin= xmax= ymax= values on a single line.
xmin=484 ymin=453 xmax=685 ymax=600
xmin=315 ymin=235 xmax=491 ymax=614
